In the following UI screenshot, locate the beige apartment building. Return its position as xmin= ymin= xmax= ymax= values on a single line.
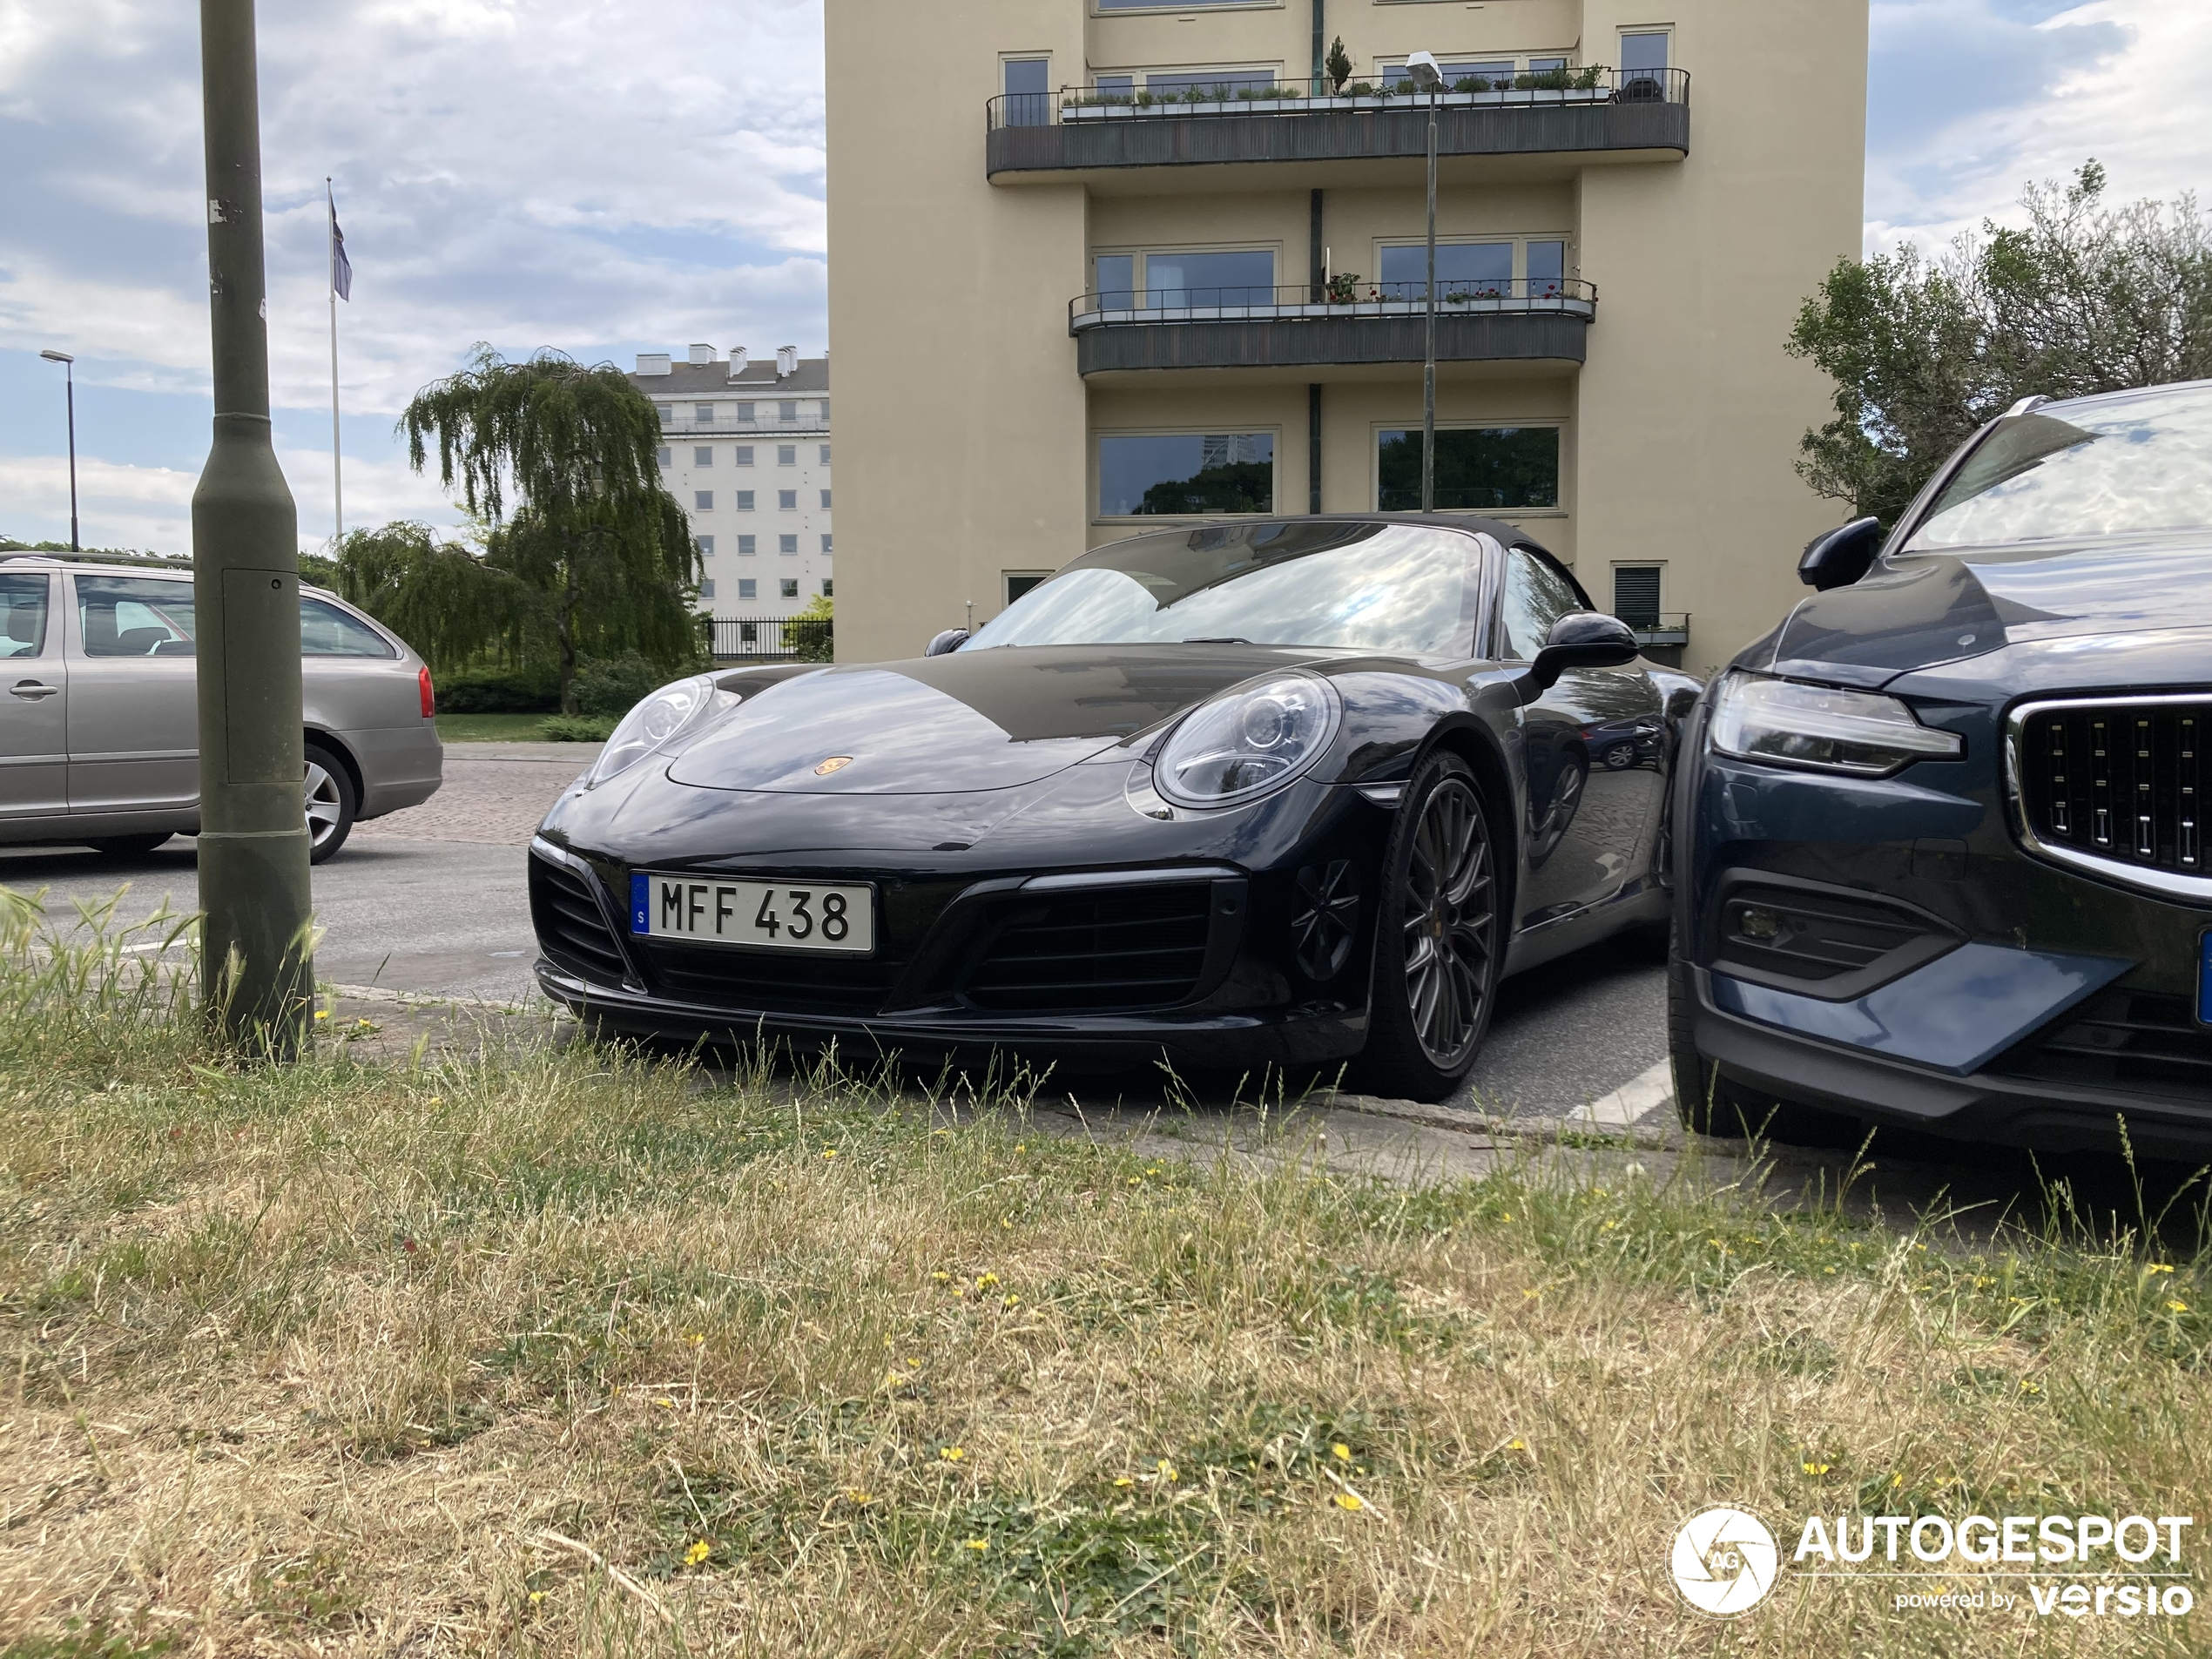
xmin=826 ymin=0 xmax=1866 ymax=669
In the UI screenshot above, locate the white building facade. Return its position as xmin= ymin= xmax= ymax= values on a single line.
xmin=629 ymin=344 xmax=832 ymax=621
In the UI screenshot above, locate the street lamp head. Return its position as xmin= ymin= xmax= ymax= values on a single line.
xmin=1406 ymin=51 xmax=1444 ymax=91
xmin=38 ymin=350 xmax=74 ymax=365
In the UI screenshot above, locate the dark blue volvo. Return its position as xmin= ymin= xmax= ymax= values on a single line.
xmin=1671 ymin=378 xmax=2212 ymax=1157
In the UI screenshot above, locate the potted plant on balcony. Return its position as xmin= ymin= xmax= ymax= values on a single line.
xmin=1326 ymin=36 xmax=1352 ymax=94
xmin=1325 ymin=272 xmax=1361 ymax=305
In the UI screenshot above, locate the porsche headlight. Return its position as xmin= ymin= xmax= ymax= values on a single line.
xmin=588 ymin=674 xmax=730 ymax=785
xmin=1709 ymin=672 xmax=1962 ymax=777
xmin=1155 ymin=672 xmax=1342 ymax=809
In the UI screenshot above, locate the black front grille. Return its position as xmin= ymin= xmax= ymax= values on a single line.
xmin=965 ymin=885 xmax=1213 ymax=1014
xmin=640 ymin=942 xmax=900 ymax=1015
xmin=2020 ymin=700 xmax=2206 ymax=877
xmin=1992 ymin=988 xmax=2212 ymax=1100
xmin=529 ymin=855 xmax=631 ymax=984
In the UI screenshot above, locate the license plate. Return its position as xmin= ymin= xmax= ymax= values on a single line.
xmin=629 ymin=873 xmax=875 ymax=954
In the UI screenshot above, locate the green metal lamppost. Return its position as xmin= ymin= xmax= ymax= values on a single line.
xmin=192 ymin=0 xmax=314 ymax=1054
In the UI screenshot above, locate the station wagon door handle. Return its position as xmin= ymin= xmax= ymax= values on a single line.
xmin=9 ymin=680 xmax=57 ymax=700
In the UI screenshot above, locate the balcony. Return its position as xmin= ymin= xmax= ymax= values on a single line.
xmin=1069 ymin=280 xmax=1595 ymax=377
xmin=1626 ymin=613 xmax=1690 ymax=648
xmin=988 ymin=69 xmax=1689 ymax=185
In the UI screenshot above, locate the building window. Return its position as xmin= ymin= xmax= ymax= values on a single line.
xmin=738 ymin=577 xmax=757 ymax=600
xmin=738 ymin=402 xmax=756 ymax=423
xmin=778 ymin=401 xmax=797 ymax=422
xmin=779 ymin=534 xmax=799 ymax=555
xmin=657 ymin=446 xmax=672 ymax=468
xmin=1104 ymin=248 xmax=1275 ymax=307
xmin=1098 ymin=432 xmax=1275 ymax=516
xmin=1006 ymin=572 xmax=1050 ymax=604
xmin=779 ymin=489 xmax=798 ymax=510
xmin=736 ymin=490 xmax=755 ymax=510
xmin=819 ymin=444 xmax=832 ymax=464
xmin=695 ymin=535 xmax=714 ymax=557
xmin=695 ymin=491 xmax=713 ymax=510
xmin=699 ymin=577 xmax=716 ymax=600
xmin=1621 ymin=30 xmax=1670 ymax=72
xmin=820 ymin=534 xmax=833 ymax=555
xmin=1375 ymin=427 xmax=1560 ymax=511
xmin=1378 ymin=240 xmax=1513 ymax=299
xmin=780 ymin=578 xmax=799 ymax=598
xmin=819 ymin=489 xmax=833 ymax=509
xmin=738 ymin=535 xmax=757 ymax=556
xmin=1612 ymin=565 xmax=1662 ymax=630
xmin=778 ymin=445 xmax=796 ymax=465
xmin=1003 ymin=56 xmax=1049 ymax=127
xmin=1528 ymin=241 xmax=1568 ymax=290
xmin=816 ymin=401 xmax=830 ymax=421
xmin=656 ymin=403 xmax=672 ymax=426
xmin=693 ymin=446 xmax=713 ymax=466
xmin=821 ymin=579 xmax=833 ymax=597
xmin=1096 ymin=0 xmax=1264 ymax=9
xmin=734 ymin=446 xmax=754 ymax=465
xmin=1095 ymin=253 xmax=1134 ymax=303
xmin=695 ymin=403 xmax=715 ymax=423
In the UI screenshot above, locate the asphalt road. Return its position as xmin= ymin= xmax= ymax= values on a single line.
xmin=0 ymin=738 xmax=1673 ymax=1119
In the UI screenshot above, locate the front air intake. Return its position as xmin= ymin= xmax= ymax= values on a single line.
xmin=529 ymin=853 xmax=631 ymax=985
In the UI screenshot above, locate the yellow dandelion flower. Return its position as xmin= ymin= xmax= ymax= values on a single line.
xmin=313 ymin=1009 xmax=330 ymax=1021
xmin=2019 ymin=1379 xmax=2042 ymax=1394
xmin=1002 ymin=1294 xmax=1020 ymax=1308
xmin=1499 ymin=1212 xmax=1513 ymax=1222
xmin=846 ymin=1487 xmax=873 ymax=1505
xmin=940 ymin=1446 xmax=966 ymax=1462
xmin=963 ymin=1538 xmax=989 ymax=1552
xmin=685 ymin=1332 xmax=705 ymax=1346
xmin=1507 ymin=1439 xmax=1525 ymax=1452
xmin=1113 ymin=1476 xmax=1134 ymax=1488
xmin=1333 ymin=1493 xmax=1365 ymax=1511
xmin=1802 ymin=1461 xmax=1832 ymax=1476
xmin=1156 ymin=1460 xmax=1178 ymax=1482
xmin=907 ymin=1357 xmax=920 ymax=1367
xmin=2168 ymin=1299 xmax=2191 ymax=1313
xmin=822 ymin=1149 xmax=838 ymax=1160
xmin=1015 ymin=1143 xmax=1026 ymax=1153
xmin=1824 ymin=1265 xmax=1838 ymax=1274
xmin=977 ymin=1271 xmax=1000 ymax=1289
xmin=1892 ymin=1474 xmax=1905 ymax=1488
xmin=428 ymin=1096 xmax=442 ymax=1105
xmin=656 ymin=1397 xmax=676 ymax=1408
xmin=1522 ymin=1286 xmax=1540 ymax=1298
xmin=1001 ymin=1217 xmax=1012 ymax=1229
xmin=2148 ymin=1263 xmax=2175 ymax=1274
xmin=529 ymin=1589 xmax=546 ymax=1606
xmin=1127 ymin=1177 xmax=1143 ymax=1187
xmin=952 ymin=1285 xmax=967 ymax=1298
xmin=1332 ymin=1443 xmax=1352 ymax=1461
xmin=684 ymin=1540 xmax=711 ymax=1567
xmin=932 ymin=1271 xmax=951 ymax=1283
xmin=883 ymin=1371 xmax=907 ymax=1388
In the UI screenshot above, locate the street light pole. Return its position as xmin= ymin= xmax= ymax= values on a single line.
xmin=37 ymin=351 xmax=78 ymax=551
xmin=193 ymin=0 xmax=314 ymax=1055
xmin=1408 ymin=51 xmax=1442 ymax=514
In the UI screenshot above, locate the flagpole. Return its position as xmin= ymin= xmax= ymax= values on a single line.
xmin=327 ymin=177 xmax=343 ymax=545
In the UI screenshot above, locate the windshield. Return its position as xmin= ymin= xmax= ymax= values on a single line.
xmin=1905 ymin=381 xmax=2212 ymax=552
xmin=959 ymin=522 xmax=1481 ymax=656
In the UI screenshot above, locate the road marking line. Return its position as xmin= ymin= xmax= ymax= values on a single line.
xmin=1568 ymin=1059 xmax=1674 ymax=1128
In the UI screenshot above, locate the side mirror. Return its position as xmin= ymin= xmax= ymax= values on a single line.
xmin=923 ymin=628 xmax=970 ymax=658
xmin=1521 ymin=610 xmax=1639 ymax=700
xmin=1797 ymin=516 xmax=1882 ymax=591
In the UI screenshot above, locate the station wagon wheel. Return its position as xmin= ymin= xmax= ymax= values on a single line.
xmin=303 ymin=742 xmax=358 ymax=864
xmin=1356 ymin=752 xmax=1502 ymax=1102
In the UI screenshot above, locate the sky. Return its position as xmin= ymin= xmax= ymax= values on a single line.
xmin=1 ymin=0 xmax=2206 ymax=557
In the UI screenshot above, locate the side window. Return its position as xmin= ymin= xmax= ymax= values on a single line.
xmin=77 ymin=576 xmax=197 ymax=658
xmin=0 ymin=573 xmax=50 ymax=658
xmin=1494 ymin=549 xmax=1584 ymax=662
xmin=300 ymin=597 xmax=397 ymax=658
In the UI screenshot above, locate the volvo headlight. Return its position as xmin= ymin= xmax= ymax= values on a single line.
xmin=1155 ymin=672 xmax=1342 ymax=809
xmin=1710 ymin=672 xmax=1962 ymax=777
xmin=588 ymin=674 xmax=731 ymax=785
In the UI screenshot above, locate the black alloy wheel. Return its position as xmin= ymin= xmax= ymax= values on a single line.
xmin=1357 ymin=751 xmax=1502 ymax=1102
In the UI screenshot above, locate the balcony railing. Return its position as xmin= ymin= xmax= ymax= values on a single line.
xmin=1071 ymin=278 xmax=1597 ymax=332
xmin=990 ymin=66 xmax=1689 ymax=131
xmin=1623 ymin=612 xmax=1690 ymax=648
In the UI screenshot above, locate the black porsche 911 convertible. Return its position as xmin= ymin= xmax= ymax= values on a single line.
xmin=529 ymin=516 xmax=1700 ymax=1099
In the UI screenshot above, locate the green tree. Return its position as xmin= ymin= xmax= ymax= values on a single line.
xmin=786 ymin=591 xmax=833 ymax=664
xmin=369 ymin=346 xmax=699 ymax=712
xmin=333 ymin=520 xmax=529 ymax=671
xmin=1787 ymin=162 xmax=2212 ymax=528
xmin=1325 ymin=36 xmax=1352 ymax=93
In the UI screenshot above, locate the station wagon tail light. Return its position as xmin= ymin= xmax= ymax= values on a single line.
xmin=1710 ymin=672 xmax=1961 ymax=777
xmin=418 ymin=665 xmax=435 ymax=719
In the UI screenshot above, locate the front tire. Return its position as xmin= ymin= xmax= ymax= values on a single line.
xmin=1356 ymin=752 xmax=1503 ymax=1103
xmin=1667 ymin=926 xmax=1861 ymax=1146
xmin=304 ymin=744 xmax=357 ymax=864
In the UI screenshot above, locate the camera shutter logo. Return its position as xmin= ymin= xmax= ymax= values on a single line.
xmin=1671 ymin=1507 xmax=1780 ymax=1615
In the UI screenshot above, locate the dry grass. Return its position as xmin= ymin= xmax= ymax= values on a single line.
xmin=0 ymin=893 xmax=2203 ymax=1655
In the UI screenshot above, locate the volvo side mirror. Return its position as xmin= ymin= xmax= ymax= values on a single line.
xmin=1798 ymin=516 xmax=1882 ymax=591
xmin=1521 ymin=610 xmax=1639 ymax=700
xmin=924 ymin=628 xmax=970 ymax=657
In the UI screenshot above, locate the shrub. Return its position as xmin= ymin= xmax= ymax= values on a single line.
xmin=435 ymin=664 xmax=561 ymax=714
xmin=538 ymin=713 xmax=617 ymax=742
xmin=572 ymin=651 xmax=664 ymax=718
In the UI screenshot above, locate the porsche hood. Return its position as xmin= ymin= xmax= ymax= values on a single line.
xmin=665 ymin=644 xmax=1329 ymax=794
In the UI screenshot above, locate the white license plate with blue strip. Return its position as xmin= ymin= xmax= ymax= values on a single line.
xmin=630 ymin=873 xmax=875 ymax=954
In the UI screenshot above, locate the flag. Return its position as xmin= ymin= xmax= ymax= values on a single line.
xmin=330 ymin=196 xmax=353 ymax=301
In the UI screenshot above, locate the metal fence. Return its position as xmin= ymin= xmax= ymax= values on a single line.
xmin=1070 ymin=278 xmax=1597 ymax=330
xmin=705 ymin=615 xmax=833 ymax=662
xmin=991 ymin=66 xmax=1689 ymax=129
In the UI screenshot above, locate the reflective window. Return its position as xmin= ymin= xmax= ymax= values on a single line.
xmin=1527 ymin=241 xmax=1567 ymax=288
xmin=1905 ymin=384 xmax=2212 ymax=551
xmin=695 ymin=491 xmax=713 ymax=510
xmin=738 ymin=577 xmax=758 ymax=600
xmin=76 ymin=576 xmax=195 ymax=658
xmin=694 ymin=403 xmax=714 ymax=423
xmin=736 ymin=490 xmax=755 ymax=511
xmin=962 ymin=522 xmax=1477 ymax=655
xmin=1003 ymin=57 xmax=1050 ymax=126
xmin=738 ymin=402 xmax=755 ymax=423
xmin=819 ymin=489 xmax=832 ymax=509
xmin=778 ymin=445 xmax=797 ymax=465
xmin=699 ymin=577 xmax=716 ymax=600
xmin=780 ymin=578 xmax=799 ymax=598
xmin=0 ymin=573 xmax=49 ymax=657
xmin=1378 ymin=241 xmax=1513 ymax=300
xmin=300 ymin=597 xmax=395 ymax=658
xmin=735 ymin=446 xmax=754 ymax=465
xmin=1142 ymin=248 xmax=1273 ymax=307
xmin=820 ymin=535 xmax=833 ymax=554
xmin=1100 ymin=432 xmax=1274 ymax=516
xmin=1622 ymin=32 xmax=1669 ymax=71
xmin=1094 ymin=253 xmax=1135 ymax=305
xmin=1494 ymin=548 xmax=1586 ymax=661
xmin=1378 ymin=427 xmax=1559 ymax=511
xmin=819 ymin=444 xmax=832 ymax=463
xmin=779 ymin=534 xmax=799 ymax=554
xmin=821 ymin=579 xmax=833 ymax=597
xmin=738 ymin=535 xmax=757 ymax=556
xmin=693 ymin=446 xmax=713 ymax=466
xmin=657 ymin=446 xmax=672 ymax=468
xmin=779 ymin=490 xmax=798 ymax=510
xmin=778 ymin=401 xmax=797 ymax=422
xmin=696 ymin=535 xmax=714 ymax=558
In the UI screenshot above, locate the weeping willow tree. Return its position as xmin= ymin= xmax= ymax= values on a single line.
xmin=340 ymin=347 xmax=699 ymax=712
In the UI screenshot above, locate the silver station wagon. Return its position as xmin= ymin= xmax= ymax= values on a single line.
xmin=0 ymin=556 xmax=442 ymax=863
